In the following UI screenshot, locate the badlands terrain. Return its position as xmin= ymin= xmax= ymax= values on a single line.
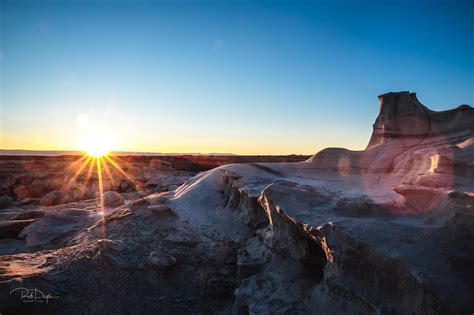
xmin=0 ymin=91 xmax=473 ymax=314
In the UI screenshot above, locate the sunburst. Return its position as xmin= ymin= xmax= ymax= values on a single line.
xmin=66 ymin=131 xmax=138 ymax=211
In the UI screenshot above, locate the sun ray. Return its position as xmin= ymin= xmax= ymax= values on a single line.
xmin=66 ymin=155 xmax=88 ymax=171
xmin=96 ymin=157 xmax=105 ymax=210
xmin=109 ymin=156 xmax=137 ymax=177
xmin=114 ymin=156 xmax=144 ymax=176
xmin=104 ymin=155 xmax=137 ymax=185
xmin=85 ymin=157 xmax=95 ymax=183
xmin=101 ymin=157 xmax=117 ymax=188
xmin=65 ymin=156 xmax=92 ymax=190
xmin=82 ymin=156 xmax=96 ymax=196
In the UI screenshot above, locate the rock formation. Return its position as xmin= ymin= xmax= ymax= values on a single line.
xmin=170 ymin=91 xmax=474 ymax=313
xmin=0 ymin=92 xmax=472 ymax=314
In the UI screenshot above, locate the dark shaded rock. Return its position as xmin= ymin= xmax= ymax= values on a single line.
xmin=0 ymin=219 xmax=36 ymax=239
xmin=17 ymin=197 xmax=41 ymax=206
xmin=447 ymin=212 xmax=474 ymax=226
xmin=207 ymin=276 xmax=233 ymax=299
xmin=130 ymin=197 xmax=149 ymax=208
xmin=14 ymin=210 xmax=45 ymax=220
xmin=237 ymin=241 xmax=268 ymax=279
xmin=335 ymin=197 xmax=399 ymax=216
xmin=0 ymin=195 xmax=13 ymax=209
xmin=212 ymin=243 xmax=232 ymax=266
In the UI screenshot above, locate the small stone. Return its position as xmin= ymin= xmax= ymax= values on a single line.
xmin=146 ymin=250 xmax=177 ymax=269
xmin=148 ymin=204 xmax=174 ymax=214
xmin=148 ymin=195 xmax=168 ymax=205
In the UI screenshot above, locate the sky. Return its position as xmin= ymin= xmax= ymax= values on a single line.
xmin=1 ymin=0 xmax=473 ymax=155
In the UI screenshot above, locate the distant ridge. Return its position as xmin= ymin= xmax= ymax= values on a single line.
xmin=0 ymin=149 xmax=237 ymax=156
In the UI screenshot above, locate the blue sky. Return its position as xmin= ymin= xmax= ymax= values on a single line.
xmin=1 ymin=0 xmax=473 ymax=154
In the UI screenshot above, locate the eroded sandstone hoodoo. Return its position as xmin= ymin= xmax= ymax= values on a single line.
xmin=367 ymin=91 xmax=473 ymax=148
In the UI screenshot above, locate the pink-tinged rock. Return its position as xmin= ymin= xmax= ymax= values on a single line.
xmin=14 ymin=185 xmax=29 ymax=200
xmin=40 ymin=190 xmax=63 ymax=206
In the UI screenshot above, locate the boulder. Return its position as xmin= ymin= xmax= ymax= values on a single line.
xmin=102 ymin=191 xmax=124 ymax=208
xmin=40 ymin=190 xmax=63 ymax=206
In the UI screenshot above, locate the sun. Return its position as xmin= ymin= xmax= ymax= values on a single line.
xmin=80 ymin=131 xmax=111 ymax=158
xmin=87 ymin=146 xmax=108 ymax=158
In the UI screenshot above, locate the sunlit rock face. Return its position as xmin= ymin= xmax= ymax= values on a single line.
xmin=368 ymin=91 xmax=473 ymax=147
xmin=0 ymin=92 xmax=473 ymax=314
